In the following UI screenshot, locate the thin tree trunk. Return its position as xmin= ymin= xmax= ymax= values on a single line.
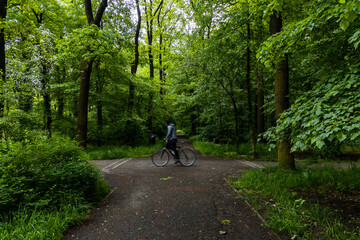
xmin=34 ymin=11 xmax=52 ymax=134
xmin=270 ymin=11 xmax=294 ymax=169
xmin=0 ymin=0 xmax=7 ymax=117
xmin=56 ymin=67 xmax=65 ymax=118
xmin=157 ymin=6 xmax=165 ymax=96
xmin=125 ymin=0 xmax=141 ymax=146
xmin=219 ymin=99 xmax=224 ymax=145
xmin=232 ymin=99 xmax=239 ymax=153
xmin=145 ymin=0 xmax=154 ymax=132
xmin=246 ymin=22 xmax=257 ymax=157
xmin=159 ymin=33 xmax=164 ymax=95
xmin=76 ymin=0 xmax=108 ymax=148
xmin=129 ymin=0 xmax=141 ymax=106
xmin=41 ymin=64 xmax=52 ymax=134
xmin=256 ymin=63 xmax=265 ymax=136
xmin=57 ymin=97 xmax=64 ymax=117
xmin=144 ymin=0 xmax=163 ymax=133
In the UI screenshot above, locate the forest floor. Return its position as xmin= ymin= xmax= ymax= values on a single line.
xmin=63 ymin=136 xmax=359 ymax=240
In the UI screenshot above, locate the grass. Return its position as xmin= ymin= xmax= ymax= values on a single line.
xmin=87 ymin=141 xmax=163 ymax=160
xmin=190 ymin=137 xmax=277 ymax=161
xmin=0 ymin=201 xmax=90 ymax=240
xmin=230 ymin=166 xmax=360 ymax=239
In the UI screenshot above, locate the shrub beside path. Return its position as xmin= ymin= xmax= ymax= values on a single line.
xmin=63 ymin=136 xmax=282 ymax=240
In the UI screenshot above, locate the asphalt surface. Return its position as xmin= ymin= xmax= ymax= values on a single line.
xmin=63 ymin=137 xmax=280 ymax=240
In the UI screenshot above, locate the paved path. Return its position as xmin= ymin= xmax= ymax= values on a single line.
xmin=63 ymin=137 xmax=280 ymax=240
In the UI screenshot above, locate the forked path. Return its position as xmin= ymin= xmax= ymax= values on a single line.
xmin=64 ymin=136 xmax=280 ymax=240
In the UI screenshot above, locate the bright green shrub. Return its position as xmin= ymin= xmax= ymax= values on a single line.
xmin=0 ymin=134 xmax=108 ymax=216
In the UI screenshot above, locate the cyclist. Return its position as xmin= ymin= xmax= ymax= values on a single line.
xmin=164 ymin=120 xmax=179 ymax=163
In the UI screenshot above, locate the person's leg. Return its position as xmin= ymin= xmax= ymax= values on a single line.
xmin=167 ymin=139 xmax=179 ymax=160
xmin=173 ymin=139 xmax=179 ymax=159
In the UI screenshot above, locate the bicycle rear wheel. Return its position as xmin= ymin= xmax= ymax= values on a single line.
xmin=152 ymin=149 xmax=170 ymax=167
xmin=178 ymin=148 xmax=196 ymax=166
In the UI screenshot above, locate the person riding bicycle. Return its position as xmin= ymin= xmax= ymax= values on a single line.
xmin=164 ymin=120 xmax=179 ymax=162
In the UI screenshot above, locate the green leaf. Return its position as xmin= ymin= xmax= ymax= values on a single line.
xmin=340 ymin=19 xmax=350 ymax=31
xmin=350 ymin=132 xmax=360 ymax=141
xmin=347 ymin=11 xmax=357 ymax=23
xmin=316 ymin=141 xmax=325 ymax=149
xmin=339 ymin=0 xmax=346 ymax=3
xmin=336 ymin=133 xmax=347 ymax=142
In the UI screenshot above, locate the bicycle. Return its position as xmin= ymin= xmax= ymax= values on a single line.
xmin=151 ymin=141 xmax=196 ymax=167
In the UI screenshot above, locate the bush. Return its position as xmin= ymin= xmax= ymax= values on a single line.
xmin=0 ymin=134 xmax=109 ymax=216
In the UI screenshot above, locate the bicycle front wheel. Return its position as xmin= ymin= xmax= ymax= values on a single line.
xmin=178 ymin=149 xmax=196 ymax=167
xmin=152 ymin=149 xmax=170 ymax=167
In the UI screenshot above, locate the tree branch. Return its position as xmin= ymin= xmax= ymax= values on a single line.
xmin=94 ymin=0 xmax=108 ymax=27
xmin=153 ymin=0 xmax=164 ymax=17
xmin=84 ymin=0 xmax=94 ymax=25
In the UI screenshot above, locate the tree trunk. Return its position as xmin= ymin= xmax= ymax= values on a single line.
xmin=159 ymin=33 xmax=164 ymax=95
xmin=57 ymin=96 xmax=64 ymax=117
xmin=41 ymin=64 xmax=52 ymax=134
xmin=95 ymin=62 xmax=103 ymax=146
xmin=232 ymin=99 xmax=239 ymax=153
xmin=76 ymin=59 xmax=94 ymax=148
xmin=144 ymin=0 xmax=163 ymax=133
xmin=157 ymin=6 xmax=165 ymax=96
xmin=270 ymin=11 xmax=295 ymax=169
xmin=145 ymin=4 xmax=154 ymax=132
xmin=76 ymin=0 xmax=108 ymax=148
xmin=125 ymin=0 xmax=141 ymax=146
xmin=129 ymin=0 xmax=141 ymax=106
xmin=219 ymin=99 xmax=224 ymax=145
xmin=256 ymin=63 xmax=265 ymax=136
xmin=0 ymin=0 xmax=7 ymax=117
xmin=33 ymin=11 xmax=52 ymax=134
xmin=246 ymin=22 xmax=257 ymax=157
xmin=56 ymin=67 xmax=65 ymax=118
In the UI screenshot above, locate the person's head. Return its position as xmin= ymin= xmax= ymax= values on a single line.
xmin=165 ymin=120 xmax=170 ymax=126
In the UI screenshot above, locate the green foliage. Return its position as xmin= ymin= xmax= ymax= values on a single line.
xmin=0 ymin=135 xmax=109 ymax=216
xmin=264 ymin=66 xmax=360 ymax=155
xmin=338 ymin=0 xmax=360 ymax=31
xmin=190 ymin=136 xmax=277 ymax=161
xmin=87 ymin=141 xmax=163 ymax=160
xmin=0 ymin=109 xmax=42 ymax=141
xmin=0 ymin=200 xmax=90 ymax=240
xmin=56 ymin=25 xmax=122 ymax=63
xmin=231 ymin=166 xmax=360 ymax=238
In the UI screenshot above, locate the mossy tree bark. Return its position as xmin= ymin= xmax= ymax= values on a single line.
xmin=270 ymin=11 xmax=295 ymax=169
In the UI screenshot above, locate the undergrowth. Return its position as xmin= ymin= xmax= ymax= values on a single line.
xmin=0 ymin=134 xmax=109 ymax=239
xmin=230 ymin=166 xmax=360 ymax=239
xmin=0 ymin=200 xmax=90 ymax=240
xmin=87 ymin=141 xmax=163 ymax=160
xmin=190 ymin=136 xmax=277 ymax=161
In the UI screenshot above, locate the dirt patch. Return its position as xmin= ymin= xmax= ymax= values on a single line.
xmin=297 ymin=189 xmax=360 ymax=230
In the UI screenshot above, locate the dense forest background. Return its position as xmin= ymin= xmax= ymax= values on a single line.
xmin=1 ymin=1 xmax=360 ymax=238
xmin=1 ymin=0 xmax=360 ymax=168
